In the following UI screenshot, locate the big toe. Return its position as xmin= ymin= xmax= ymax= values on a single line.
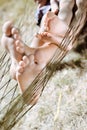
xmin=2 ymin=21 xmax=13 ymax=36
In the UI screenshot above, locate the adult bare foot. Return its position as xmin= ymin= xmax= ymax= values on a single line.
xmin=1 ymin=21 xmax=23 ymax=79
xmin=14 ymin=32 xmax=58 ymax=105
xmin=1 ymin=20 xmax=58 ymax=105
xmin=16 ymin=47 xmax=47 ymax=105
xmin=1 ymin=21 xmax=43 ymax=105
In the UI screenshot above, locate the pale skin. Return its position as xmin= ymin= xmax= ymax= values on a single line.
xmin=2 ymin=0 xmax=84 ymax=104
xmin=35 ymin=0 xmax=75 ymax=48
xmin=1 ymin=11 xmax=69 ymax=104
xmin=32 ymin=0 xmax=75 ymax=47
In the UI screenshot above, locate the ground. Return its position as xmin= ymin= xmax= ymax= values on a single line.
xmin=0 ymin=0 xmax=87 ymax=130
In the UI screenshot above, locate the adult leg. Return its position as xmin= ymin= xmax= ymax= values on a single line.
xmin=1 ymin=21 xmax=58 ymax=104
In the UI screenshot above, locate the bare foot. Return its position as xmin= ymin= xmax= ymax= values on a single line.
xmin=14 ymin=34 xmax=57 ymax=105
xmin=1 ymin=21 xmax=42 ymax=104
xmin=1 ymin=20 xmax=57 ymax=105
xmin=40 ymin=12 xmax=68 ymax=36
xmin=36 ymin=31 xmax=63 ymax=46
xmin=16 ymin=51 xmax=46 ymax=105
xmin=1 ymin=21 xmax=24 ymax=79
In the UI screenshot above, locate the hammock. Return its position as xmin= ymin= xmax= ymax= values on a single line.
xmin=0 ymin=3 xmax=87 ymax=130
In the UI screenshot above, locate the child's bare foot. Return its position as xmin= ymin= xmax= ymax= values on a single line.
xmin=36 ymin=31 xmax=63 ymax=46
xmin=40 ymin=12 xmax=68 ymax=38
xmin=39 ymin=12 xmax=56 ymax=32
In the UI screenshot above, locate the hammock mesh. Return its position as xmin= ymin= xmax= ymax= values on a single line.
xmin=0 ymin=4 xmax=87 ymax=130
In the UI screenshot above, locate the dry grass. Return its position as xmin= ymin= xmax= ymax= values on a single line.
xmin=0 ymin=0 xmax=87 ymax=130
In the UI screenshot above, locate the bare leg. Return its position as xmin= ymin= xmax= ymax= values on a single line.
xmin=1 ymin=21 xmax=58 ymax=104
xmin=1 ymin=11 xmax=74 ymax=104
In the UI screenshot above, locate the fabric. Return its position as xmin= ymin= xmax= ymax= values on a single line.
xmin=35 ymin=5 xmax=51 ymax=26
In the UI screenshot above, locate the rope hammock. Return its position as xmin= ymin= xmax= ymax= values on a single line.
xmin=0 ymin=2 xmax=87 ymax=130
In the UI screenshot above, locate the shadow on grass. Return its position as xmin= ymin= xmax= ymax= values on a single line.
xmin=56 ymin=59 xmax=87 ymax=72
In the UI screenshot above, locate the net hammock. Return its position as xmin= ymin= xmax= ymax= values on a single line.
xmin=0 ymin=2 xmax=87 ymax=130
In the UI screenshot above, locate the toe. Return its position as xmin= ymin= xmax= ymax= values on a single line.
xmin=15 ymin=40 xmax=25 ymax=53
xmin=17 ymin=56 xmax=29 ymax=74
xmin=22 ymin=56 xmax=30 ymax=66
xmin=16 ymin=46 xmax=24 ymax=54
xmin=35 ymin=33 xmax=42 ymax=39
xmin=17 ymin=65 xmax=24 ymax=73
xmin=12 ymin=27 xmax=21 ymax=40
xmin=11 ymin=27 xmax=19 ymax=35
xmin=13 ymin=33 xmax=21 ymax=40
xmin=19 ymin=61 xmax=26 ymax=67
xmin=2 ymin=21 xmax=13 ymax=36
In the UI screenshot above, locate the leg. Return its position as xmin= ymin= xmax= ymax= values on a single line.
xmin=1 ymin=21 xmax=58 ymax=105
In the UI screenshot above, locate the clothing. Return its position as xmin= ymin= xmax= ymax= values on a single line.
xmin=35 ymin=1 xmax=51 ymax=26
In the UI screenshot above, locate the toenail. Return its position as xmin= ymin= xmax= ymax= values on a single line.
xmin=23 ymin=56 xmax=29 ymax=65
xmin=11 ymin=28 xmax=18 ymax=35
xmin=15 ymin=40 xmax=20 ymax=45
xmin=19 ymin=61 xmax=25 ymax=67
xmin=13 ymin=34 xmax=17 ymax=39
xmin=13 ymin=34 xmax=20 ymax=39
xmin=2 ymin=21 xmax=13 ymax=36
